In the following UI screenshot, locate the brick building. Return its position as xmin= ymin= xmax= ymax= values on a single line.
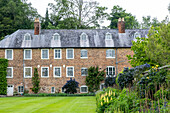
xmin=0 ymin=18 xmax=148 ymax=95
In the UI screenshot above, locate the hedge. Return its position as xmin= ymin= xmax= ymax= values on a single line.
xmin=0 ymin=58 xmax=8 ymax=95
xmin=24 ymin=93 xmax=95 ymax=97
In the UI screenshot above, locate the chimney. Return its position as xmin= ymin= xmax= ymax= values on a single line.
xmin=118 ymin=18 xmax=125 ymax=33
xmin=34 ymin=18 xmax=41 ymax=35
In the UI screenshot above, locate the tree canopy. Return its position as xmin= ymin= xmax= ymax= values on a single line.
xmin=48 ymin=0 xmax=108 ymax=29
xmin=0 ymin=0 xmax=39 ymax=40
xmin=109 ymin=5 xmax=139 ymax=29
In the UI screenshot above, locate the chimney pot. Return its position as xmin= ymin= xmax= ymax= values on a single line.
xmin=34 ymin=18 xmax=41 ymax=35
xmin=118 ymin=18 xmax=125 ymax=33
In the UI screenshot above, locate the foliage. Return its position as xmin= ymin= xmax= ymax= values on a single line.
xmin=109 ymin=5 xmax=140 ymax=29
xmin=0 ymin=0 xmax=39 ymax=40
xmin=146 ymin=23 xmax=170 ymax=66
xmin=104 ymin=76 xmax=116 ymax=88
xmin=30 ymin=68 xmax=40 ymax=94
xmin=41 ymin=8 xmax=50 ymax=29
xmin=127 ymin=37 xmax=157 ymax=67
xmin=24 ymin=93 xmax=95 ymax=97
xmin=62 ymin=78 xmax=79 ymax=94
xmin=117 ymin=64 xmax=150 ymax=90
xmin=85 ymin=66 xmax=105 ymax=93
xmin=0 ymin=58 xmax=8 ymax=95
xmin=48 ymin=0 xmax=108 ymax=29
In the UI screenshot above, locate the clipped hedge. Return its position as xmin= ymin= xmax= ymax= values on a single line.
xmin=24 ymin=93 xmax=95 ymax=97
xmin=0 ymin=58 xmax=8 ymax=95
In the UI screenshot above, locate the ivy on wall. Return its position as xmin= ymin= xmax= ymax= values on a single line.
xmin=0 ymin=58 xmax=8 ymax=95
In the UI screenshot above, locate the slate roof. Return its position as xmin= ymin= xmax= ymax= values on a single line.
xmin=0 ymin=29 xmax=149 ymax=48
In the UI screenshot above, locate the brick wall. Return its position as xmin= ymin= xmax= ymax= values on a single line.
xmin=0 ymin=48 xmax=133 ymax=93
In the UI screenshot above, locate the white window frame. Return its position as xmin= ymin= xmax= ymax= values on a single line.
xmin=80 ymin=33 xmax=88 ymax=41
xmin=66 ymin=66 xmax=74 ymax=77
xmin=80 ymin=85 xmax=88 ymax=93
xmin=24 ymin=67 xmax=32 ymax=78
xmin=5 ymin=49 xmax=13 ymax=60
xmin=41 ymin=49 xmax=49 ymax=59
xmin=51 ymin=87 xmax=55 ymax=93
xmin=106 ymin=66 xmax=115 ymax=77
xmin=66 ymin=49 xmax=74 ymax=59
xmin=81 ymin=67 xmax=88 ymax=76
xmin=18 ymin=86 xmax=24 ymax=93
xmin=24 ymin=33 xmax=31 ymax=41
xmin=80 ymin=49 xmax=88 ymax=59
xmin=53 ymin=67 xmax=61 ymax=78
xmin=6 ymin=67 xmax=13 ymax=78
xmin=54 ymin=49 xmax=62 ymax=59
xmin=41 ymin=67 xmax=49 ymax=78
xmin=53 ymin=33 xmax=60 ymax=41
xmin=106 ymin=49 xmax=115 ymax=58
xmin=100 ymin=83 xmax=105 ymax=90
xmin=105 ymin=32 xmax=112 ymax=40
xmin=24 ymin=49 xmax=32 ymax=60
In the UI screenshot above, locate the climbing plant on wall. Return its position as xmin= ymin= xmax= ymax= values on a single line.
xmin=31 ymin=68 xmax=40 ymax=94
xmin=0 ymin=58 xmax=8 ymax=95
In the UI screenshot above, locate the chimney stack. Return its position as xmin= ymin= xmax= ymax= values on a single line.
xmin=118 ymin=18 xmax=125 ymax=33
xmin=34 ymin=18 xmax=41 ymax=35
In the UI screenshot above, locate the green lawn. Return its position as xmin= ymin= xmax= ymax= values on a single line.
xmin=0 ymin=96 xmax=96 ymax=113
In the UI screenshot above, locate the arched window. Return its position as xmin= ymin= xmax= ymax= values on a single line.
xmin=105 ymin=32 xmax=112 ymax=40
xmin=134 ymin=32 xmax=141 ymax=39
xmin=24 ymin=33 xmax=31 ymax=40
xmin=53 ymin=33 xmax=60 ymax=41
xmin=80 ymin=33 xmax=87 ymax=41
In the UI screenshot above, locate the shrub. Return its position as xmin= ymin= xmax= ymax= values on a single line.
xmin=62 ymin=78 xmax=79 ymax=94
xmin=104 ymin=76 xmax=116 ymax=88
xmin=30 ymin=68 xmax=40 ymax=93
xmin=0 ymin=58 xmax=8 ymax=95
xmin=85 ymin=66 xmax=105 ymax=93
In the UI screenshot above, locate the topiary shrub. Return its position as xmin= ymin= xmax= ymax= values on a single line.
xmin=104 ymin=76 xmax=116 ymax=88
xmin=30 ymin=68 xmax=40 ymax=94
xmin=85 ymin=66 xmax=105 ymax=93
xmin=62 ymin=78 xmax=79 ymax=94
xmin=0 ymin=58 xmax=8 ymax=95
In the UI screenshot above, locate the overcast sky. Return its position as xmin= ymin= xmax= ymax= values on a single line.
xmin=28 ymin=0 xmax=170 ymax=26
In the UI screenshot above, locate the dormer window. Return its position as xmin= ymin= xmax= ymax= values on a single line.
xmin=134 ymin=32 xmax=141 ymax=38
xmin=105 ymin=33 xmax=112 ymax=40
xmin=53 ymin=33 xmax=60 ymax=41
xmin=24 ymin=33 xmax=31 ymax=40
xmin=80 ymin=33 xmax=87 ymax=41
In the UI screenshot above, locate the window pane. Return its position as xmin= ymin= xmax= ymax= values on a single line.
xmin=54 ymin=35 xmax=59 ymax=40
xmin=42 ymin=50 xmax=48 ymax=58
xmin=82 ymin=34 xmax=87 ymax=41
xmin=25 ymin=50 xmax=31 ymax=59
xmin=107 ymin=66 xmax=115 ymax=77
xmin=55 ymin=50 xmax=61 ymax=58
xmin=7 ymin=50 xmax=12 ymax=59
xmin=55 ymin=68 xmax=60 ymax=77
xmin=25 ymin=68 xmax=31 ymax=77
xmin=67 ymin=50 xmax=73 ymax=58
xmin=81 ymin=68 xmax=88 ymax=76
xmin=81 ymin=87 xmax=87 ymax=92
xmin=67 ymin=67 xmax=73 ymax=76
xmin=81 ymin=50 xmax=87 ymax=57
xmin=7 ymin=68 xmax=12 ymax=77
xmin=42 ymin=68 xmax=48 ymax=77
xmin=106 ymin=49 xmax=115 ymax=58
xmin=51 ymin=87 xmax=55 ymax=92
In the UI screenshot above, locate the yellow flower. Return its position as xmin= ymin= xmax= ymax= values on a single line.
xmin=101 ymin=101 xmax=103 ymax=106
xmin=113 ymin=92 xmax=115 ymax=96
xmin=107 ymin=97 xmax=109 ymax=103
xmin=156 ymin=65 xmax=159 ymax=68
xmin=152 ymin=66 xmax=154 ymax=68
xmin=147 ymin=77 xmax=149 ymax=79
xmin=111 ymin=97 xmax=112 ymax=101
xmin=109 ymin=91 xmax=111 ymax=97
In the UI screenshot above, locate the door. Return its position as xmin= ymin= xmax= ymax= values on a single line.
xmin=7 ymin=85 xmax=14 ymax=96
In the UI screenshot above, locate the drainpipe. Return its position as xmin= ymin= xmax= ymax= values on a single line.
xmin=115 ymin=48 xmax=118 ymax=76
xmin=23 ymin=48 xmax=25 ymax=94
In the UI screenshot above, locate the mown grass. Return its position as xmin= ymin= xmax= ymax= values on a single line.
xmin=0 ymin=96 xmax=96 ymax=113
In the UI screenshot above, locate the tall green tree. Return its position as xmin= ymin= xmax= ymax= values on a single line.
xmin=48 ymin=0 xmax=108 ymax=29
xmin=141 ymin=16 xmax=151 ymax=29
xmin=41 ymin=8 xmax=50 ymax=29
xmin=109 ymin=5 xmax=139 ymax=29
xmin=31 ymin=68 xmax=40 ymax=94
xmin=0 ymin=0 xmax=39 ymax=40
xmin=146 ymin=23 xmax=170 ymax=66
